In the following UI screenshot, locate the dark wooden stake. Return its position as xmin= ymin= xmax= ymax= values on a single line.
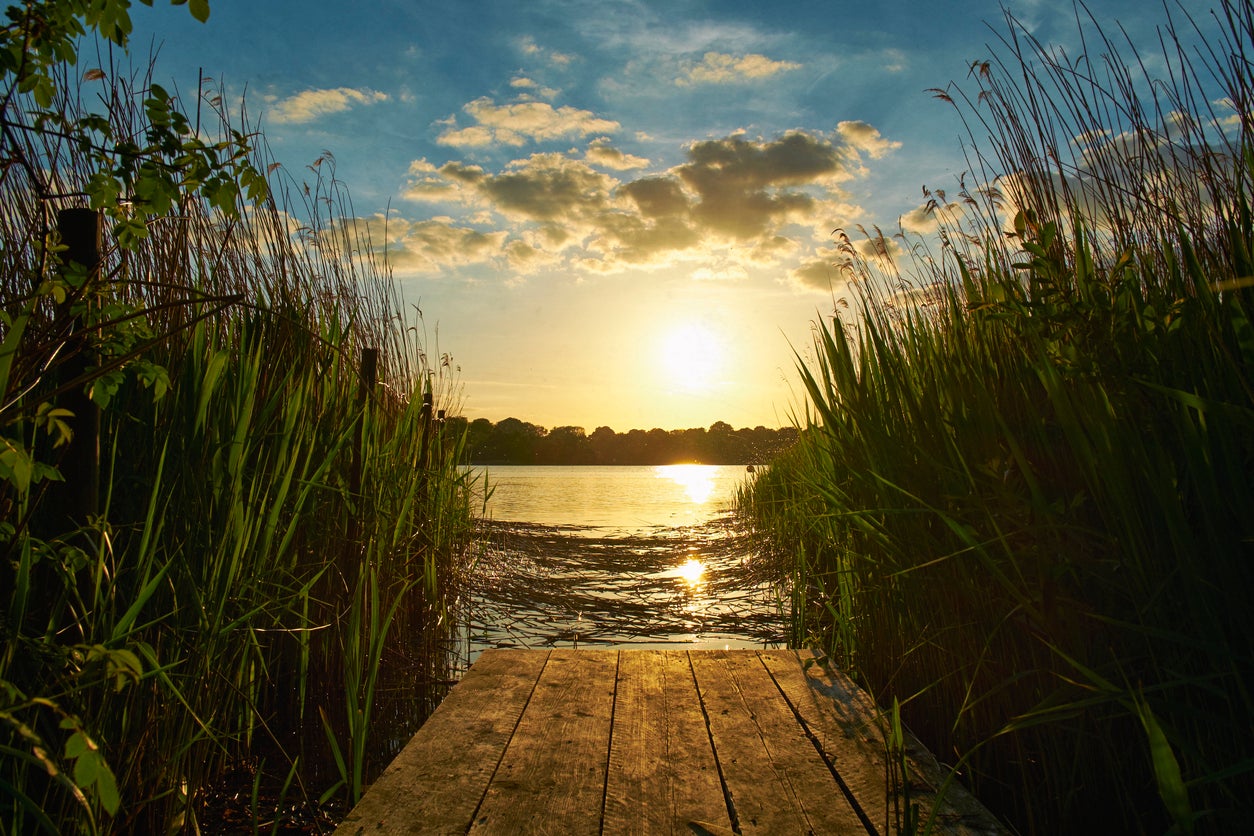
xmin=418 ymin=391 xmax=434 ymax=468
xmin=56 ymin=208 xmax=102 ymax=527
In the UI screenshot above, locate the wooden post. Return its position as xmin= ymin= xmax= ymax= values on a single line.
xmin=418 ymin=390 xmax=433 ymax=470
xmin=434 ymin=409 xmax=446 ymax=469
xmin=56 ymin=208 xmax=102 ymax=527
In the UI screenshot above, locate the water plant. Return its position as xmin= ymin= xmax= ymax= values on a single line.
xmin=741 ymin=2 xmax=1254 ymax=832
xmin=1 ymin=5 xmax=474 ymax=831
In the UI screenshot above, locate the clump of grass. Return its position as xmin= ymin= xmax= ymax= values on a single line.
xmin=741 ymin=1 xmax=1254 ymax=832
xmin=0 ymin=51 xmax=475 ymax=833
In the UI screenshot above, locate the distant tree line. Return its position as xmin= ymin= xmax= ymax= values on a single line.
xmin=446 ymin=418 xmax=799 ymax=465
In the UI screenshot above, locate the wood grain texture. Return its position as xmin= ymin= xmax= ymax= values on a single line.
xmin=335 ymin=648 xmax=548 ymax=835
xmin=761 ymin=649 xmax=1009 ymax=836
xmin=689 ymin=650 xmax=867 ymax=835
xmin=603 ymin=650 xmax=732 ymax=835
xmin=335 ymin=648 xmax=1006 ymax=835
xmin=469 ymin=648 xmax=618 ymax=835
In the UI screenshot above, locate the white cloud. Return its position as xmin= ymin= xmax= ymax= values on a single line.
xmin=268 ymin=87 xmax=388 ymax=124
xmin=836 ymin=121 xmax=902 ymax=159
xmin=879 ymin=48 xmax=908 ymax=73
xmin=437 ymin=97 xmax=620 ymax=147
xmin=510 ymin=76 xmax=559 ymax=99
xmin=436 ymin=125 xmax=497 ymax=148
xmin=677 ymin=52 xmax=801 ymax=86
xmin=585 ymin=137 xmax=649 ymax=170
xmin=692 ymin=263 xmax=750 ymax=282
xmin=518 ymin=37 xmax=576 ymax=67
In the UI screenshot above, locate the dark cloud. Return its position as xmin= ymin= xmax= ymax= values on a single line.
xmin=676 ymin=132 xmax=843 ymax=238
xmin=351 ymin=215 xmax=509 ymax=274
xmin=789 ymin=250 xmax=849 ymax=292
xmin=439 ymin=161 xmax=487 ymax=186
xmin=477 ymin=153 xmax=616 ymax=222
xmin=621 ymin=176 xmax=690 ymax=218
xmin=681 ymin=132 xmax=844 ymax=188
xmin=593 ymin=211 xmax=701 ymax=263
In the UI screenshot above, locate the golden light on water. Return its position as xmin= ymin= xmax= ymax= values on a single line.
xmin=658 ymin=463 xmax=716 ymax=504
xmin=676 ymin=557 xmax=705 ymax=587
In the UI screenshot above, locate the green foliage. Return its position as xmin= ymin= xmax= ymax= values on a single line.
xmin=3 ymin=2 xmax=263 ymax=250
xmin=742 ymin=2 xmax=1254 ymax=832
xmin=0 ymin=3 xmax=475 ymax=832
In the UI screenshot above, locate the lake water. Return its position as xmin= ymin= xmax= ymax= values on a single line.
xmin=460 ymin=465 xmax=786 ymax=659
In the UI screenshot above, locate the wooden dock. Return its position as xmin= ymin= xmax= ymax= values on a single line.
xmin=334 ymin=649 xmax=1005 ymax=835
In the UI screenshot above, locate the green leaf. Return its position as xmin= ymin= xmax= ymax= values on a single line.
xmin=189 ymin=0 xmax=210 ymax=23
xmin=1134 ymin=694 xmax=1193 ymax=835
xmin=113 ymin=216 xmax=149 ymax=249
xmin=0 ymin=438 xmax=35 ymax=493
xmin=64 ymin=730 xmax=91 ymax=761
xmin=135 ymin=361 xmax=171 ymax=401
xmin=240 ymin=164 xmax=270 ymax=203
xmin=88 ymin=369 xmax=124 ymax=409
xmin=32 ymin=74 xmax=55 ymax=109
xmin=71 ymin=747 xmax=97 ymax=788
xmin=101 ymin=648 xmax=143 ymax=692
xmin=86 ymin=172 xmax=122 ymax=211
xmin=95 ymin=761 xmax=119 ymax=815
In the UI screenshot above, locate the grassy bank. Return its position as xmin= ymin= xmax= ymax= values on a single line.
xmin=740 ymin=3 xmax=1253 ymax=833
xmin=0 ymin=49 xmax=475 ymax=835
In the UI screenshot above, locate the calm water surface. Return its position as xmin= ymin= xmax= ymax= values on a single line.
xmin=461 ymin=465 xmax=785 ymax=659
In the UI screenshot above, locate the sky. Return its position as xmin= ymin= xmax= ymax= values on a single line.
xmin=122 ymin=0 xmax=1218 ymax=432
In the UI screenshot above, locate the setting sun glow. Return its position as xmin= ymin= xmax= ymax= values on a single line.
xmin=658 ymin=322 xmax=725 ymax=393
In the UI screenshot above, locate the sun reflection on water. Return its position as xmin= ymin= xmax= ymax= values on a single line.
xmin=676 ymin=557 xmax=705 ymax=587
xmin=657 ymin=464 xmax=717 ymax=504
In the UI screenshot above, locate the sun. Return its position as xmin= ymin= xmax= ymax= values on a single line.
xmin=658 ymin=321 xmax=725 ymax=393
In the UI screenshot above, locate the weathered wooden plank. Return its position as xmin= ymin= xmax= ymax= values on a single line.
xmin=469 ymin=648 xmax=618 ymax=835
xmin=690 ymin=650 xmax=869 ymax=835
xmin=757 ymin=649 xmax=889 ymax=833
xmin=760 ymin=649 xmax=1008 ymax=836
xmin=334 ymin=648 xmax=549 ymax=835
xmin=337 ymin=648 xmax=1004 ymax=835
xmin=603 ymin=650 xmax=732 ymax=835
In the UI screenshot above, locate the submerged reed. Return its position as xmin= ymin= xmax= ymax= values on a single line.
xmin=742 ymin=2 xmax=1254 ymax=833
xmin=0 ymin=55 xmax=475 ymax=832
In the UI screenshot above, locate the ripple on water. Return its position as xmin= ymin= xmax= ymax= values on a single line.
xmin=461 ymin=511 xmax=787 ymax=658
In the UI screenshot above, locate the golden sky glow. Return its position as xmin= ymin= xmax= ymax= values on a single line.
xmin=658 ymin=321 xmax=726 ymax=394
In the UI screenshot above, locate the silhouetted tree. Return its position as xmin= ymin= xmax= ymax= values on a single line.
xmin=457 ymin=418 xmax=797 ymax=465
xmin=538 ymin=426 xmax=594 ymax=464
xmin=589 ymin=426 xmax=618 ymax=464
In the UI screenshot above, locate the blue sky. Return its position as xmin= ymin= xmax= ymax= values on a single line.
xmin=125 ymin=0 xmax=1217 ymax=431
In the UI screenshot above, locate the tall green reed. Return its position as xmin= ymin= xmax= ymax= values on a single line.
xmin=742 ymin=2 xmax=1254 ymax=832
xmin=1 ymin=55 xmax=475 ymax=833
